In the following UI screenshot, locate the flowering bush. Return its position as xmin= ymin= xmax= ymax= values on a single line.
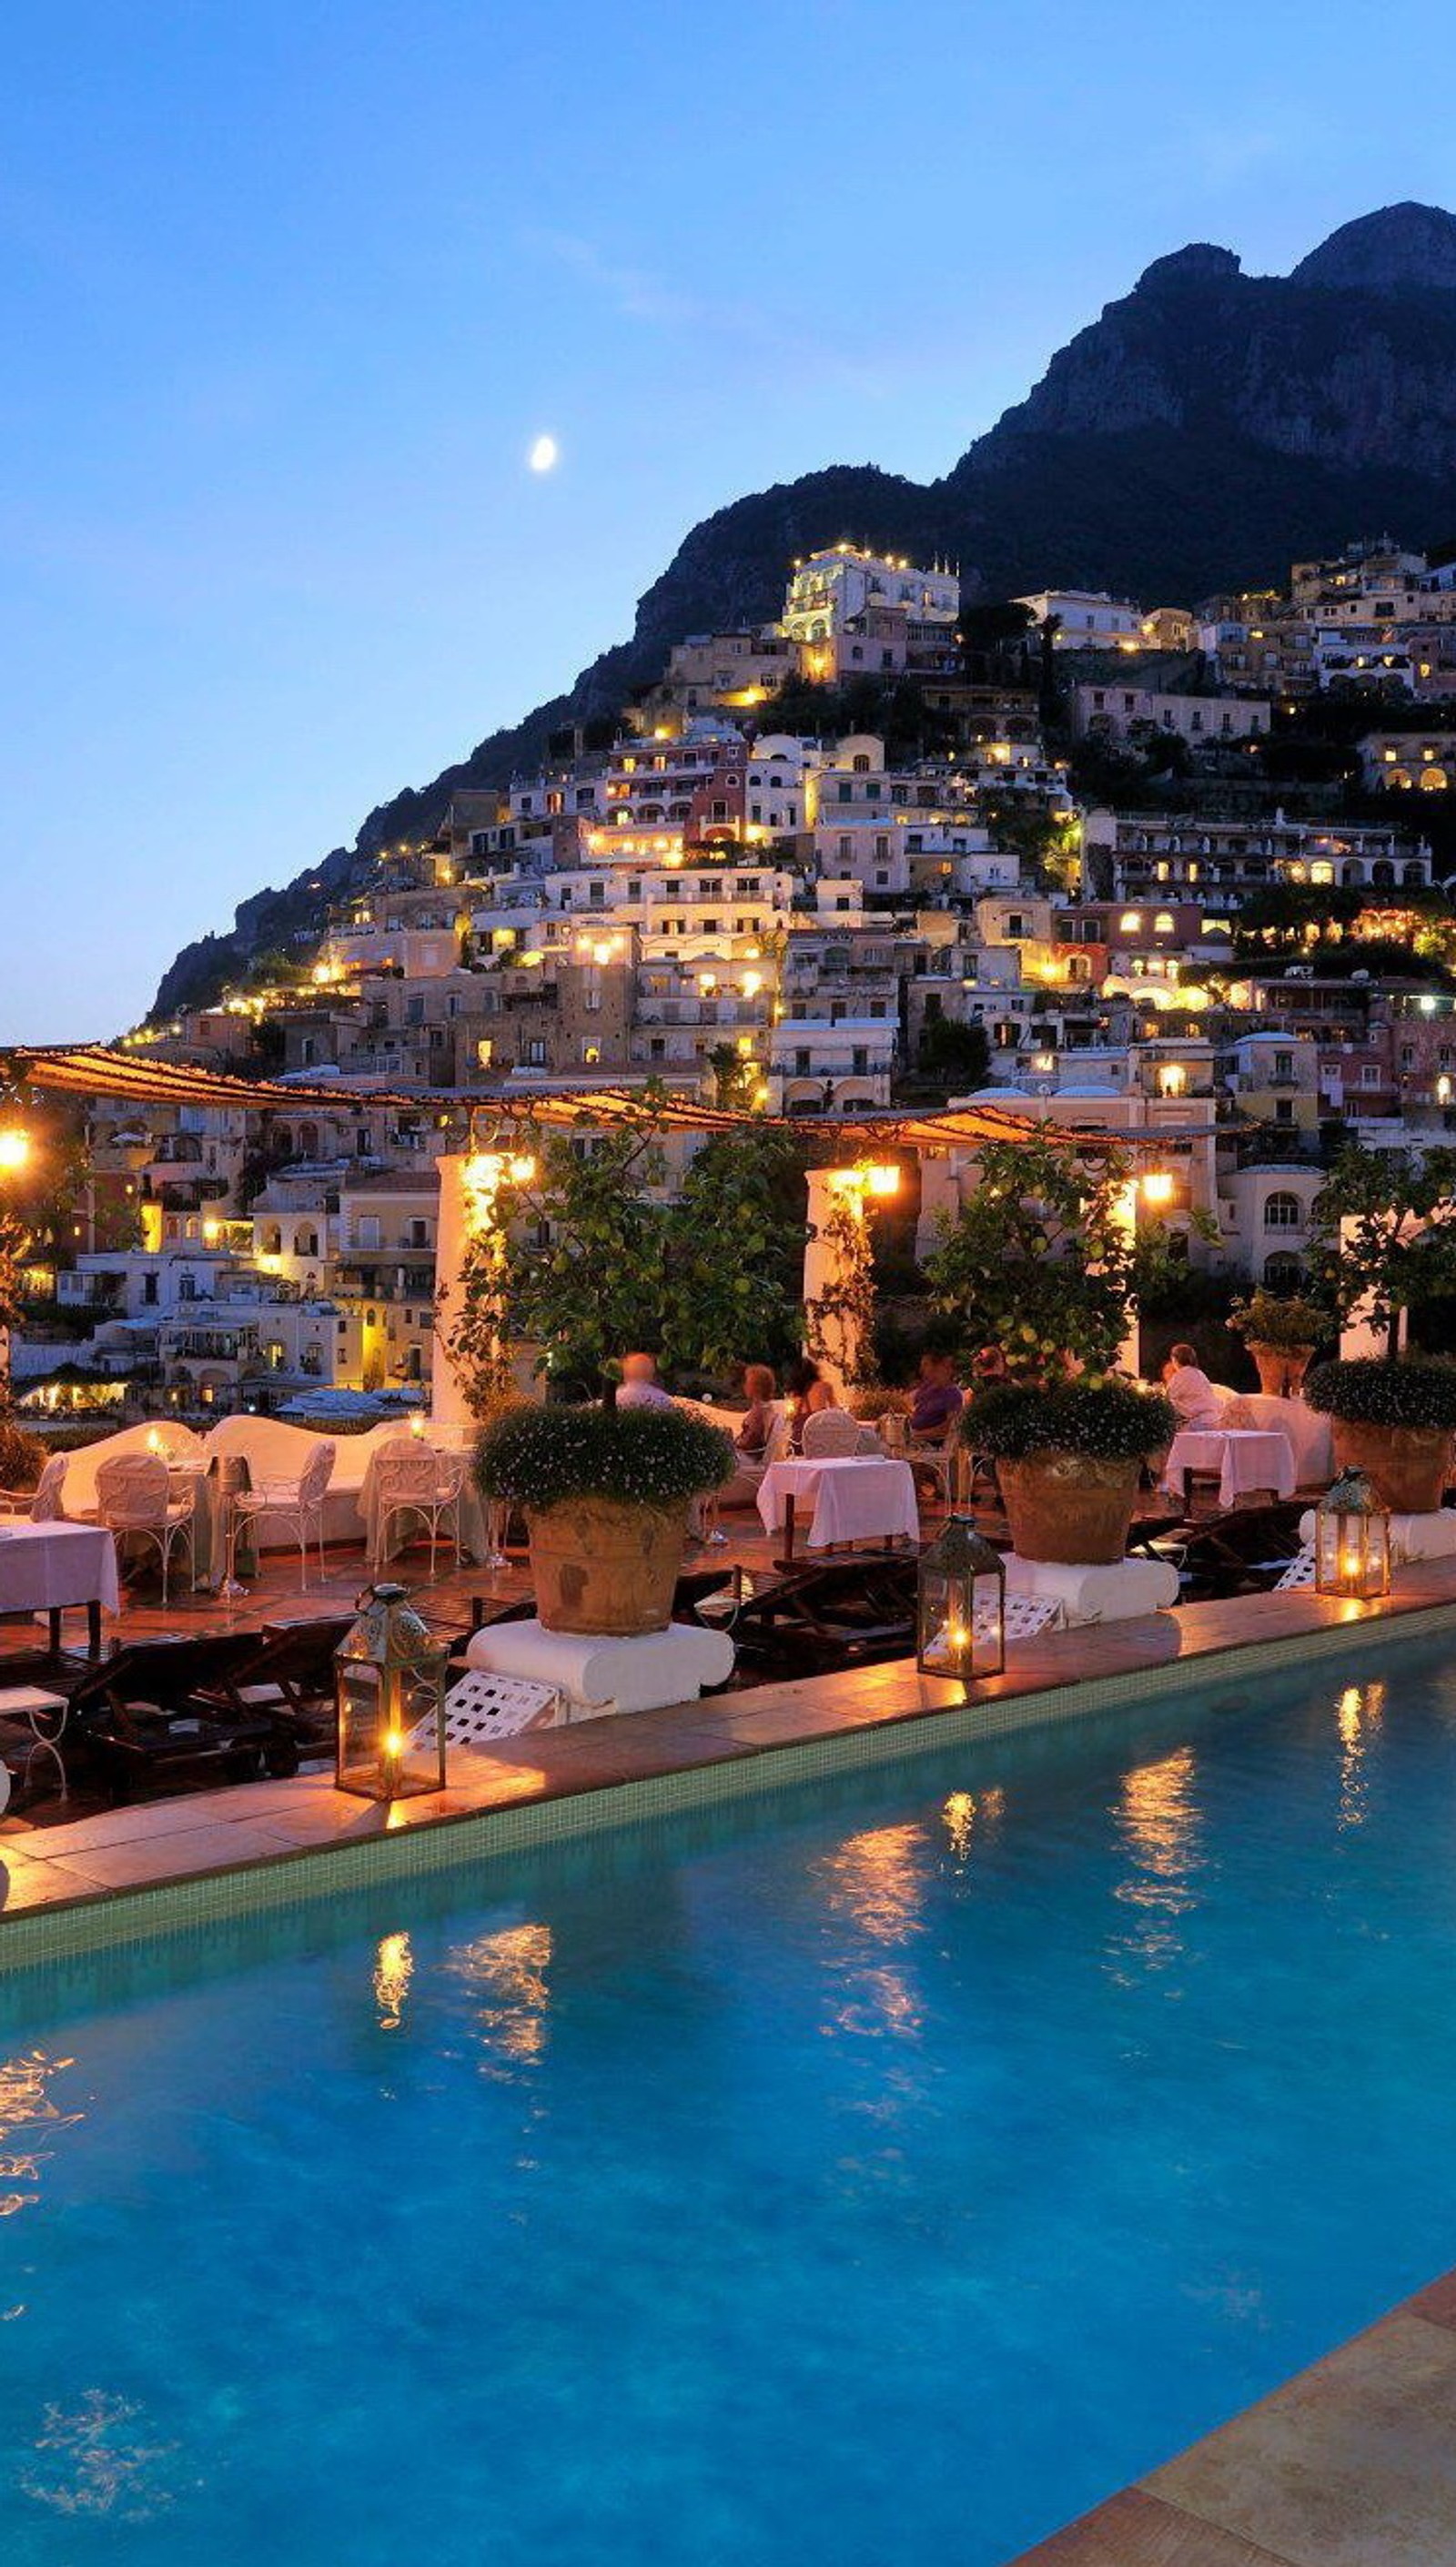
xmin=1304 ymin=1358 xmax=1456 ymax=1430
xmin=963 ymin=1380 xmax=1178 ymax=1463
xmin=475 ymin=1401 xmax=733 ymax=1513
xmin=1228 ymin=1290 xmax=1325 ymax=1352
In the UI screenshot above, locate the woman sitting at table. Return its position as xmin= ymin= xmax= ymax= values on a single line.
xmin=783 ymin=1357 xmax=838 ymax=1453
xmin=718 ymin=1365 xmax=782 ymax=1508
xmin=1160 ymin=1343 xmax=1222 ymax=1432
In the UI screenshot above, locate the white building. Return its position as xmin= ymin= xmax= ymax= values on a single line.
xmin=1015 ymin=589 xmax=1143 ymax=648
xmin=780 ymin=544 xmax=959 ymax=643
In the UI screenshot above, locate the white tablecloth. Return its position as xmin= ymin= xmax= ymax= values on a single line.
xmin=756 ymin=1457 xmax=919 ymax=1549
xmin=0 ymin=1522 xmax=121 ymax=1614
xmin=1162 ymin=1428 xmax=1295 ymax=1511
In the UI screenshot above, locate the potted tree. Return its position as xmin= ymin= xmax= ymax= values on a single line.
xmin=1304 ymin=1358 xmax=1456 ymax=1512
xmin=963 ymin=1380 xmax=1177 ymax=1564
xmin=1301 ymin=1143 xmax=1456 ymax=1509
xmin=1228 ymin=1289 xmax=1326 ymax=1397
xmin=475 ymin=1402 xmax=733 ymax=1635
xmin=927 ymin=1131 xmax=1176 ymax=1562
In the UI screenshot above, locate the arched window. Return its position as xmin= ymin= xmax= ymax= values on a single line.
xmin=1263 ymin=1191 xmax=1301 ymax=1230
xmin=1263 ymin=1251 xmax=1303 ymax=1289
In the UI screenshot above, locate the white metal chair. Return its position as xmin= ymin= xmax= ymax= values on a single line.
xmin=904 ymin=1431 xmax=956 ymax=1511
xmin=232 ymin=1439 xmax=336 ymax=1589
xmin=96 ymin=1454 xmax=195 ymax=1605
xmin=371 ymin=1446 xmax=466 ymax=1575
xmin=0 ymin=1684 xmax=70 ymax=1802
xmin=992 ymin=1595 xmax=1067 ymax=1642
xmin=800 ymin=1409 xmax=862 ymax=1459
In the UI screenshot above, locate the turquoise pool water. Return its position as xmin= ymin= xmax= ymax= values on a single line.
xmin=5 ymin=1639 xmax=1456 ymax=2564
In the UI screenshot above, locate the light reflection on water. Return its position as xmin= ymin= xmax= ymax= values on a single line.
xmin=1337 ymin=1679 xmax=1385 ymax=1832
xmin=0 ymin=2049 xmax=81 ymax=2219
xmin=818 ymin=1824 xmax=930 ymax=2044
xmin=447 ymin=1921 xmax=554 ymax=2070
xmin=1111 ymin=1746 xmax=1201 ymax=1976
xmin=372 ymin=1931 xmax=413 ymax=2032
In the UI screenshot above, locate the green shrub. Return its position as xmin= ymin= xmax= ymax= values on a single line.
xmin=1304 ymin=1357 xmax=1456 ymax=1430
xmin=963 ymin=1380 xmax=1178 ymax=1463
xmin=475 ymin=1401 xmax=733 ymax=1513
xmin=1228 ymin=1290 xmax=1326 ymax=1351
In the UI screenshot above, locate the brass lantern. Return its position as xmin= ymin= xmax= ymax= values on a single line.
xmin=335 ymin=1583 xmax=450 ymax=1800
xmin=917 ymin=1515 xmax=1006 ymax=1679
xmin=1314 ymin=1470 xmax=1392 ymax=1602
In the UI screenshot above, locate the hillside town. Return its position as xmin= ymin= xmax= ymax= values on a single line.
xmin=11 ymin=530 xmax=1456 ymax=1420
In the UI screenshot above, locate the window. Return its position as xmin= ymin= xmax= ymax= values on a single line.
xmin=406 ymin=1218 xmax=428 ymax=1250
xmin=358 ymin=1216 xmax=381 ymax=1249
xmin=1264 ymin=1192 xmax=1301 ymax=1230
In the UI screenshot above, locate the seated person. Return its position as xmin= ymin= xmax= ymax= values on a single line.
xmin=1161 ymin=1342 xmax=1222 ymax=1431
xmin=615 ymin=1351 xmax=673 ymax=1411
xmin=734 ymin=1365 xmax=779 ymax=1460
xmin=969 ymin=1345 xmax=1007 ymax=1393
xmin=780 ymin=1365 xmax=836 ymax=1448
xmin=907 ymin=1351 xmax=964 ymax=1447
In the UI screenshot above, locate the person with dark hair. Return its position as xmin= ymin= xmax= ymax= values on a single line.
xmin=908 ymin=1350 xmax=964 ymax=1447
xmin=783 ymin=1356 xmax=835 ymax=1451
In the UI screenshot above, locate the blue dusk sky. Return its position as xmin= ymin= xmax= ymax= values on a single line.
xmin=4 ymin=0 xmax=1454 ymax=1038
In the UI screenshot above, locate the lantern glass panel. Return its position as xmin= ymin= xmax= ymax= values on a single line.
xmin=916 ymin=1517 xmax=1005 ymax=1678
xmin=1314 ymin=1471 xmax=1392 ymax=1602
xmin=335 ymin=1583 xmax=450 ymax=1799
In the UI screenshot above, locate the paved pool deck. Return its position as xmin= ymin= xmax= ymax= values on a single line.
xmin=5 ymin=1560 xmax=1456 ymax=1925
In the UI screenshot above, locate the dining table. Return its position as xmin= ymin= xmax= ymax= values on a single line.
xmin=1161 ymin=1426 xmax=1297 ymax=1512
xmin=756 ymin=1456 xmax=920 ymax=1561
xmin=0 ymin=1521 xmax=120 ymax=1655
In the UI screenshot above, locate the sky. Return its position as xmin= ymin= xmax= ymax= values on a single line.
xmin=4 ymin=0 xmax=1456 ymax=1040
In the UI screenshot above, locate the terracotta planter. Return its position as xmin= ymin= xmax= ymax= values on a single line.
xmin=996 ymin=1452 xmax=1142 ymax=1565
xmin=1330 ymin=1419 xmax=1454 ymax=1514
xmin=526 ymin=1496 xmax=691 ymax=1635
xmin=1248 ymin=1341 xmax=1316 ymax=1399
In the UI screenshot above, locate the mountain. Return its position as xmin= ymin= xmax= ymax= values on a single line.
xmin=153 ymin=202 xmax=1456 ymax=1020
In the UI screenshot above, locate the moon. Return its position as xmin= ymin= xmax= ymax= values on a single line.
xmin=528 ymin=433 xmax=560 ymax=474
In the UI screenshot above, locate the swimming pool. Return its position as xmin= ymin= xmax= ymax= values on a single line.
xmin=5 ymin=1633 xmax=1456 ymax=2565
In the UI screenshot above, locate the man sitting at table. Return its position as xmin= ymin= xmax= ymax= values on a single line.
xmin=1161 ymin=1343 xmax=1222 ymax=1431
xmin=908 ymin=1351 xmax=964 ymax=1447
xmin=615 ymin=1352 xmax=673 ymax=1411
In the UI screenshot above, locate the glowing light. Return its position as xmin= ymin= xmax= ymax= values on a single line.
xmin=1141 ymin=1169 xmax=1176 ymax=1207
xmin=373 ymin=1931 xmax=413 ymax=2031
xmin=528 ymin=433 xmax=560 ymax=474
xmin=0 ymin=1129 xmax=30 ymax=1174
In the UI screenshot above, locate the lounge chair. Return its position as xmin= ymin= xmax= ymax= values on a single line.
xmin=65 ymin=1633 xmax=294 ymax=1802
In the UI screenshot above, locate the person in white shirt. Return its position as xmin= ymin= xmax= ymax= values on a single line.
xmin=1161 ymin=1342 xmax=1222 ymax=1431
xmin=615 ymin=1351 xmax=673 ymax=1411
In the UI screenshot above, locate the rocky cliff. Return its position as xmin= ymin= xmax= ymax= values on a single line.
xmin=153 ymin=203 xmax=1456 ymax=1019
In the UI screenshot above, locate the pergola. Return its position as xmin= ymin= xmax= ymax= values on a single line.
xmin=2 ymin=1041 xmax=1218 ymax=1407
xmin=0 ymin=1042 xmax=1194 ymax=1153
